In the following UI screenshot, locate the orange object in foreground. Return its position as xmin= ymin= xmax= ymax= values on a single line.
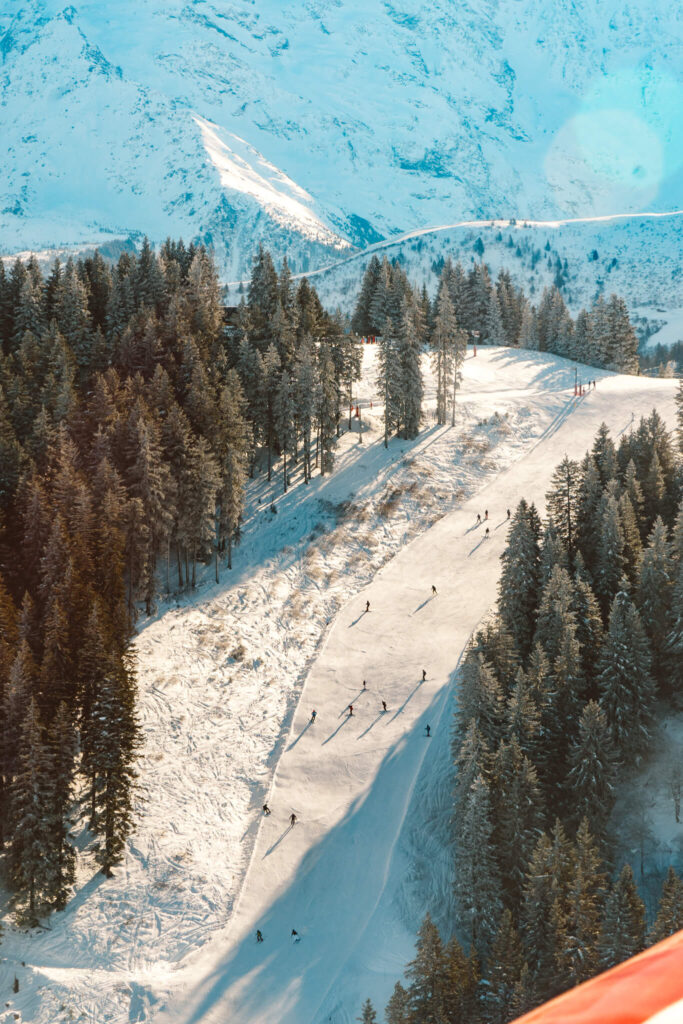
xmin=509 ymin=930 xmax=683 ymax=1024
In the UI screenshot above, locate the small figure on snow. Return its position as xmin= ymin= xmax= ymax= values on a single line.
xmin=507 ymin=508 xmax=511 ymax=519
xmin=484 ymin=509 xmax=489 ymax=520
xmin=426 ymin=725 xmax=431 ymax=738
xmin=290 ymin=813 xmax=297 ymax=826
xmin=363 ymin=679 xmax=367 ymax=690
xmin=431 ymin=585 xmax=437 ymax=595
xmin=348 ymin=704 xmax=354 ymax=716
xmin=476 ymin=513 xmax=481 ymax=524
xmin=256 ymin=929 xmax=264 ymax=943
xmin=262 ymin=804 xmax=271 ymax=815
xmin=365 ymin=600 xmax=370 ymax=613
xmin=310 ymin=710 xmax=317 ymax=723
xmin=485 ymin=527 xmax=490 ymax=538
xmin=422 ymin=669 xmax=427 ymax=681
xmin=381 ymin=700 xmax=387 ymax=712
xmin=292 ymin=929 xmax=300 ymax=942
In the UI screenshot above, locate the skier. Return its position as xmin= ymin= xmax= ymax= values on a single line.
xmin=381 ymin=700 xmax=387 ymax=712
xmin=365 ymin=599 xmax=370 ymax=613
xmin=431 ymin=585 xmax=437 ymax=595
xmin=507 ymin=508 xmax=510 ymax=519
xmin=484 ymin=509 xmax=489 ymax=520
xmin=363 ymin=679 xmax=367 ymax=690
xmin=310 ymin=710 xmax=317 ymax=723
xmin=256 ymin=929 xmax=264 ymax=943
xmin=426 ymin=725 xmax=431 ymax=738
xmin=485 ymin=527 xmax=490 ymax=538
xmin=290 ymin=813 xmax=297 ymax=826
xmin=262 ymin=803 xmax=271 ymax=815
xmin=422 ymin=669 xmax=427 ymax=681
xmin=292 ymin=929 xmax=300 ymax=942
xmin=348 ymin=704 xmax=354 ymax=716
xmin=476 ymin=513 xmax=481 ymax=524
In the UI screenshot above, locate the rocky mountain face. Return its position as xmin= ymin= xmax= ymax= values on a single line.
xmin=1 ymin=1 xmax=682 ymax=279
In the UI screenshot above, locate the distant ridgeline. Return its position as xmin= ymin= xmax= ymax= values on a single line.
xmin=0 ymin=240 xmax=363 ymax=921
xmin=372 ymin=403 xmax=683 ymax=1024
xmin=352 ymin=254 xmax=641 ymax=374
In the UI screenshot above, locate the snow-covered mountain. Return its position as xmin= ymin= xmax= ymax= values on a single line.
xmin=2 ymin=0 xmax=683 ymax=280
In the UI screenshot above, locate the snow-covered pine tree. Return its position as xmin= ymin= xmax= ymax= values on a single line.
xmin=598 ymin=864 xmax=645 ymax=968
xmin=554 ymin=819 xmax=606 ymax=988
xmin=216 ymin=371 xmax=249 ymax=573
xmin=396 ymin=296 xmax=423 ymax=439
xmin=505 ymin=667 xmax=540 ymax=761
xmin=405 ymin=914 xmax=447 ymax=1023
xmin=598 ymin=587 xmax=655 ymax=758
xmin=274 ymin=369 xmax=295 ymax=493
xmin=566 ymin=701 xmax=617 ymax=842
xmin=456 ymin=650 xmax=505 ymax=751
xmin=490 ymin=737 xmax=544 ymax=909
xmin=545 ymin=457 xmax=581 ymax=558
xmin=591 ymin=423 xmax=618 ymax=486
xmin=294 ymin=339 xmax=316 ymax=483
xmin=317 ymin=342 xmax=338 ymax=475
xmin=636 ymin=517 xmax=674 ymax=685
xmin=431 ymin=282 xmax=457 ymax=426
xmin=376 ymin=317 xmax=402 ymax=449
xmin=538 ymin=521 xmax=569 ymax=590
xmin=570 ymin=571 xmax=604 ymax=694
xmin=618 ymin=491 xmax=644 ymax=583
xmin=485 ymin=909 xmax=526 ymax=1024
xmin=593 ymin=491 xmax=626 ymax=617
xmin=453 ymin=774 xmax=502 ymax=956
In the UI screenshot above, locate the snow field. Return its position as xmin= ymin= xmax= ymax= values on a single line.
xmin=0 ymin=348 xmax=677 ymax=1024
xmin=157 ymin=360 xmax=678 ymax=1024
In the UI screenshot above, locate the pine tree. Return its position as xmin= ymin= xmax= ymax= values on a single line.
xmin=376 ymin=318 xmax=402 ymax=448
xmin=546 ymin=457 xmax=581 ymax=557
xmin=43 ymin=702 xmax=77 ymax=909
xmin=490 ymin=737 xmax=544 ymax=909
xmin=566 ymin=701 xmax=617 ymax=842
xmin=90 ymin=657 xmax=140 ymax=877
xmin=357 ymin=998 xmax=377 ymax=1023
xmin=274 ymin=369 xmax=295 ymax=492
xmin=598 ymin=864 xmax=645 ymax=968
xmin=598 ymin=588 xmax=655 ymax=758
xmin=619 ymin=491 xmax=643 ymax=583
xmin=498 ymin=500 xmax=541 ymax=659
xmin=647 ymin=867 xmax=683 ymax=946
xmin=406 ymin=914 xmax=447 ymax=1023
xmin=594 ymin=493 xmax=626 ymax=617
xmin=571 ymin=571 xmax=603 ymax=695
xmin=384 ymin=981 xmax=410 ymax=1024
xmin=6 ymin=698 xmax=52 ymax=922
xmin=431 ymin=283 xmax=457 ymax=426
xmin=454 ymin=774 xmax=502 ymax=956
xmin=636 ymin=517 xmax=674 ymax=685
xmin=554 ymin=819 xmax=606 ymax=987
xmin=485 ymin=909 xmax=525 ymax=1024
xmin=456 ymin=651 xmax=504 ymax=750
xmin=215 ymin=372 xmax=249 ymax=573
xmin=317 ymin=343 xmax=337 ymax=475
xmin=505 ymin=668 xmax=540 ymax=760
xmin=520 ymin=824 xmax=571 ymax=1003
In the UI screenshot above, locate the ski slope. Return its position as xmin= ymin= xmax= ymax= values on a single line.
xmin=157 ymin=366 xmax=678 ymax=1024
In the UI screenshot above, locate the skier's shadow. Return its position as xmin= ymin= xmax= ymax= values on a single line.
xmin=389 ymin=680 xmax=422 ymax=722
xmin=411 ymin=597 xmax=433 ymax=615
xmin=348 ymin=610 xmax=369 ymax=628
xmin=357 ymin=712 xmax=384 ymax=739
xmin=264 ymin=824 xmax=293 ymax=858
xmin=495 ymin=519 xmax=509 ymax=530
xmin=468 ymin=538 xmax=487 ymax=556
xmin=338 ymin=690 xmax=365 ymax=717
xmin=465 ymin=522 xmax=481 ymax=534
xmin=287 ymin=720 xmax=312 ymax=751
xmin=322 ymin=716 xmax=351 ymax=745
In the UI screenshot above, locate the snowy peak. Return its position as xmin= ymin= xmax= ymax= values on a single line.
xmin=2 ymin=1 xmax=683 ymax=277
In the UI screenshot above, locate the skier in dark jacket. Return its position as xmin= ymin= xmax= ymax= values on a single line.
xmin=422 ymin=669 xmax=427 ymax=681
xmin=310 ymin=710 xmax=317 ymax=723
xmin=256 ymin=929 xmax=263 ymax=943
xmin=348 ymin=704 xmax=354 ymax=716
xmin=484 ymin=509 xmax=489 ymax=520
xmin=262 ymin=804 xmax=271 ymax=815
xmin=485 ymin=527 xmax=490 ymax=538
xmin=426 ymin=725 xmax=431 ymax=737
xmin=431 ymin=585 xmax=437 ymax=595
xmin=290 ymin=813 xmax=297 ymax=826
xmin=365 ymin=600 xmax=370 ymax=612
xmin=381 ymin=700 xmax=387 ymax=712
